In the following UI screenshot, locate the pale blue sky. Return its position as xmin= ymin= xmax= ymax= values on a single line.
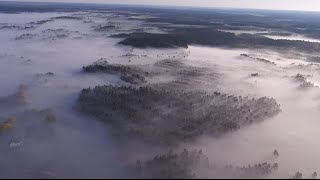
xmin=5 ymin=0 xmax=320 ymax=11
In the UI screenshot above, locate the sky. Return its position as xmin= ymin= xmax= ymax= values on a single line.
xmin=3 ymin=0 xmax=320 ymax=11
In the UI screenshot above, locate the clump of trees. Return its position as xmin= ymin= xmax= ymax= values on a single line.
xmin=294 ymin=73 xmax=309 ymax=82
xmin=112 ymin=32 xmax=189 ymax=48
xmin=292 ymin=73 xmax=319 ymax=89
xmin=298 ymin=81 xmax=319 ymax=89
xmin=83 ymin=61 xmax=148 ymax=85
xmin=151 ymin=58 xmax=216 ymax=91
xmin=111 ymin=29 xmax=320 ymax=53
xmin=15 ymin=33 xmax=38 ymax=40
xmin=291 ymin=172 xmax=303 ymax=179
xmin=154 ymin=58 xmax=185 ymax=68
xmin=94 ymin=25 xmax=117 ymax=32
xmin=222 ymin=162 xmax=279 ymax=179
xmin=28 ymin=19 xmax=54 ymax=25
xmin=78 ymin=85 xmax=281 ymax=145
xmin=133 ymin=149 xmax=208 ymax=179
xmin=82 ymin=58 xmax=214 ymax=87
xmin=43 ymin=109 xmax=57 ymax=124
xmin=120 ymin=73 xmax=146 ymax=85
xmin=307 ymin=56 xmax=320 ymax=63
xmin=131 ymin=149 xmax=279 ymax=179
xmin=35 ymin=72 xmax=55 ymax=78
xmin=0 ymin=108 xmax=57 ymax=142
xmin=312 ymin=172 xmax=317 ymax=179
xmin=51 ymin=16 xmax=82 ymax=20
xmin=240 ymin=54 xmax=276 ymax=65
xmin=41 ymin=28 xmax=71 ymax=40
xmin=0 ymin=117 xmax=16 ymax=133
xmin=289 ymin=171 xmax=319 ymax=179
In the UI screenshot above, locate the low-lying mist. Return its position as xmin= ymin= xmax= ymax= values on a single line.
xmin=1 ymin=9 xmax=320 ymax=179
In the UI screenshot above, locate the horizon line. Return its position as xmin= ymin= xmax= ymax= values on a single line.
xmin=1 ymin=0 xmax=320 ymax=13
